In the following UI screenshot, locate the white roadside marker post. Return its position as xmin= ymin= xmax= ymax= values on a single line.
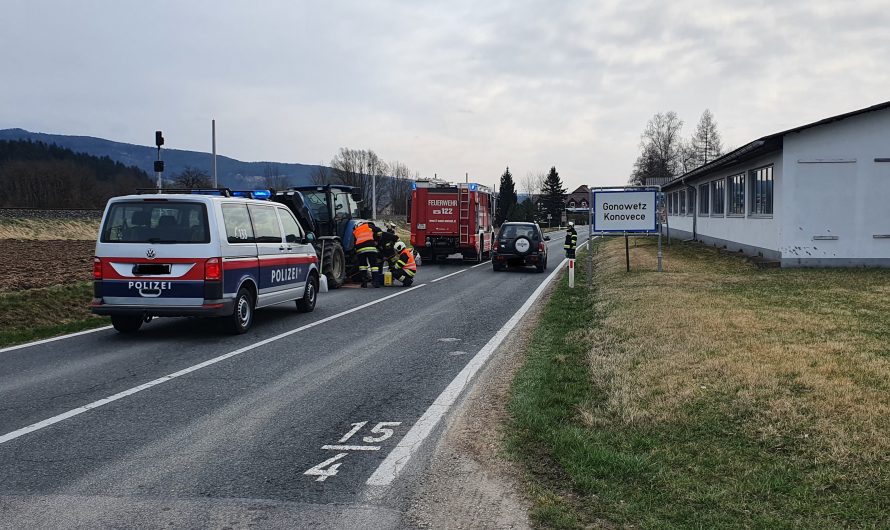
xmin=568 ymin=258 xmax=575 ymax=288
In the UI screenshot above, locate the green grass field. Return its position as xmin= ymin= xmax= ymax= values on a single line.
xmin=509 ymin=237 xmax=890 ymax=529
xmin=0 ymin=282 xmax=108 ymax=348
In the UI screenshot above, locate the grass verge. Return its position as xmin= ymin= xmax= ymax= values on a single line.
xmin=0 ymin=282 xmax=108 ymax=348
xmin=509 ymin=237 xmax=890 ymax=529
xmin=0 ymin=217 xmax=99 ymax=240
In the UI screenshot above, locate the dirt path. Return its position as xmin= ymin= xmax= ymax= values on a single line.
xmin=405 ymin=282 xmax=555 ymax=529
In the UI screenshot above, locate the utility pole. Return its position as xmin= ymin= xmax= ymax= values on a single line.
xmin=212 ymin=119 xmax=218 ymax=187
xmin=372 ymin=173 xmax=376 ymax=221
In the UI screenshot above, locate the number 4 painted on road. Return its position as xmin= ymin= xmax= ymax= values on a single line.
xmin=304 ymin=452 xmax=348 ymax=482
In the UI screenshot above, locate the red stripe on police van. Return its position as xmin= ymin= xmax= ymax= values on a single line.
xmin=258 ymin=255 xmax=318 ymax=267
xmin=223 ymin=258 xmax=260 ymax=270
xmin=100 ymin=260 xmax=204 ymax=281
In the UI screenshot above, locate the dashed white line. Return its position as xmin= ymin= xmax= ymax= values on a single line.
xmin=365 ymin=237 xmax=595 ymax=487
xmin=0 ymin=283 xmax=428 ymax=446
xmin=430 ymin=269 xmax=468 ymax=283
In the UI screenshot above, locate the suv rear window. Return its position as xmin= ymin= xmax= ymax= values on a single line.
xmin=498 ymin=224 xmax=539 ymax=240
xmin=101 ymin=201 xmax=210 ymax=243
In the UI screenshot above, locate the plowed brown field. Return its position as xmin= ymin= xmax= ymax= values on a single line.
xmin=0 ymin=240 xmax=94 ymax=291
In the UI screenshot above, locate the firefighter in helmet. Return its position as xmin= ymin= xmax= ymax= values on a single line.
xmin=391 ymin=241 xmax=417 ymax=286
xmin=353 ymin=221 xmax=383 ymax=287
xmin=564 ymin=221 xmax=577 ymax=259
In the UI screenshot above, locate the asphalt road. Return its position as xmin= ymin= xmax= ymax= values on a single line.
xmin=0 ymin=228 xmax=589 ymax=529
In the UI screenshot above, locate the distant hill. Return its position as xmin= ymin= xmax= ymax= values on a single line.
xmin=0 ymin=139 xmax=154 ymax=208
xmin=0 ymin=128 xmax=324 ymax=189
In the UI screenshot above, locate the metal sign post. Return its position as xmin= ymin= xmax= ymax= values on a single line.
xmin=154 ymin=131 xmax=164 ymax=190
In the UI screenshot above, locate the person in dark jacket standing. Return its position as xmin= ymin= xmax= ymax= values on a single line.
xmin=564 ymin=221 xmax=577 ymax=259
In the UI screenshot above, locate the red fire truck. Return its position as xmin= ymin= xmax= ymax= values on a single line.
xmin=409 ymin=179 xmax=495 ymax=262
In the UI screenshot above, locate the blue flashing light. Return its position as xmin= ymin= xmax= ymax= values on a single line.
xmin=469 ymin=183 xmax=478 ymax=191
xmin=231 ymin=191 xmax=250 ymax=198
xmin=411 ymin=182 xmax=417 ymax=190
xmin=252 ymin=189 xmax=272 ymax=200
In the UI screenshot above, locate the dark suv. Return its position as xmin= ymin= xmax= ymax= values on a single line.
xmin=492 ymin=222 xmax=550 ymax=272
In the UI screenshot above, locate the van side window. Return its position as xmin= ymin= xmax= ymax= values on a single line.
xmin=248 ymin=205 xmax=283 ymax=243
xmin=222 ymin=204 xmax=255 ymax=243
xmin=278 ymin=208 xmax=304 ymax=244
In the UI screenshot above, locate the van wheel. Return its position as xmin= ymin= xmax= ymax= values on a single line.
xmin=111 ymin=314 xmax=143 ymax=334
xmin=228 ymin=288 xmax=254 ymax=334
xmin=296 ymin=275 xmax=318 ymax=313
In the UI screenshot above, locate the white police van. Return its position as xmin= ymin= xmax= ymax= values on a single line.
xmin=91 ymin=189 xmax=319 ymax=334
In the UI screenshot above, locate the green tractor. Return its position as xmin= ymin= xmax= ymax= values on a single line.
xmin=273 ymin=185 xmax=364 ymax=289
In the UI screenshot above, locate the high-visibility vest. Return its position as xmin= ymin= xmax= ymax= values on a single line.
xmin=354 ymin=223 xmax=374 ymax=245
xmin=398 ymin=248 xmax=417 ymax=272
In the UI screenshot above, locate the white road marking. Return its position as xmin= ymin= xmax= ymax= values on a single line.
xmin=0 ymin=325 xmax=113 ymax=355
xmin=436 ymin=337 xmax=460 ymax=342
xmin=448 ymin=351 xmax=468 ymax=356
xmin=321 ymin=445 xmax=381 ymax=451
xmin=470 ymin=261 xmax=489 ymax=268
xmin=366 ymin=237 xmax=595 ymax=487
xmin=304 ymin=452 xmax=349 ymax=482
xmin=430 ymin=269 xmax=468 ymax=283
xmin=0 ymin=284 xmax=428 ymax=446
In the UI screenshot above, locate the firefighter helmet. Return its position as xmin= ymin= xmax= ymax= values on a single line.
xmin=394 ymin=241 xmax=407 ymax=253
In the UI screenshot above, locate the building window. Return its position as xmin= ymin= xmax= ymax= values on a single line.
xmin=569 ymin=200 xmax=576 ymax=208
xmin=728 ymin=173 xmax=745 ymax=215
xmin=686 ymin=187 xmax=695 ymax=216
xmin=750 ymin=165 xmax=773 ymax=215
xmin=679 ymin=189 xmax=686 ymax=215
xmin=711 ymin=179 xmax=725 ymax=215
xmin=698 ymin=183 xmax=709 ymax=216
xmin=581 ymin=200 xmax=588 ymax=208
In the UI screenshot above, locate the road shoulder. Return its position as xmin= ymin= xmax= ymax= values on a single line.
xmin=405 ymin=275 xmax=558 ymax=529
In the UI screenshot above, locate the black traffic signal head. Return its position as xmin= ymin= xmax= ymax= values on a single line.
xmin=155 ymin=131 xmax=164 ymax=147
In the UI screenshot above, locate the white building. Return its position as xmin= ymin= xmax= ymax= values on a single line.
xmin=663 ymin=101 xmax=890 ymax=267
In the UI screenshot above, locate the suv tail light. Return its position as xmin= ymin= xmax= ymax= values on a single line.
xmin=93 ymin=257 xmax=102 ymax=280
xmin=539 ymin=242 xmax=545 ymax=252
xmin=205 ymin=258 xmax=221 ymax=281
xmin=493 ymin=240 xmax=499 ymax=250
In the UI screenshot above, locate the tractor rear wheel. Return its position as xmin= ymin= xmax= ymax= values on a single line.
xmin=322 ymin=241 xmax=346 ymax=289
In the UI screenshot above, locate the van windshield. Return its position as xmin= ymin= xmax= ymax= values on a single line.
xmin=101 ymin=201 xmax=210 ymax=243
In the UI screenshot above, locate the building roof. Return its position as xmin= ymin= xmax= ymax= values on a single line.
xmin=663 ymin=99 xmax=890 ymax=189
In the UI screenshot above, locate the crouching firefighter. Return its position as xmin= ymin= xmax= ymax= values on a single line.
xmin=391 ymin=241 xmax=417 ymax=286
xmin=564 ymin=221 xmax=577 ymax=259
xmin=353 ymin=221 xmax=383 ymax=288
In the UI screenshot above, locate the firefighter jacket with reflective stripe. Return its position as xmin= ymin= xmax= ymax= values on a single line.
xmin=394 ymin=248 xmax=417 ymax=276
xmin=354 ymin=223 xmax=379 ymax=254
xmin=564 ymin=229 xmax=577 ymax=250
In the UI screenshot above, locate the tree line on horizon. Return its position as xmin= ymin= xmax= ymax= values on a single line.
xmin=0 ymin=140 xmax=153 ymax=208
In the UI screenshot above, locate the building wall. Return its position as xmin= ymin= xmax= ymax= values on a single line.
xmin=779 ymin=110 xmax=890 ymax=266
xmin=666 ymin=151 xmax=783 ymax=259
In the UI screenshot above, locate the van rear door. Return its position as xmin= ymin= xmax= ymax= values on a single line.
xmin=96 ymin=199 xmax=213 ymax=306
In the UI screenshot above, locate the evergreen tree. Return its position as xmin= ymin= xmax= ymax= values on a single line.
xmin=540 ymin=166 xmax=566 ymax=226
xmin=495 ymin=167 xmax=517 ymax=225
xmin=690 ymin=109 xmax=723 ymax=168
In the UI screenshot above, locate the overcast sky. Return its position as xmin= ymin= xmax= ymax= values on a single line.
xmin=2 ymin=0 xmax=889 ymax=191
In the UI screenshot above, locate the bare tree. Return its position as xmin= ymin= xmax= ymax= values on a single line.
xmin=329 ymin=148 xmax=389 ymax=218
xmin=521 ymin=171 xmax=545 ymax=200
xmin=173 ymin=166 xmax=213 ymax=189
xmin=262 ymin=163 xmax=290 ymax=190
xmin=386 ymin=160 xmax=418 ymax=216
xmin=309 ymin=164 xmax=332 ymax=185
xmin=629 ymin=111 xmax=684 ymax=185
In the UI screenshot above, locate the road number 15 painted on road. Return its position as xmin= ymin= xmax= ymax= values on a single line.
xmin=304 ymin=421 xmax=402 ymax=482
